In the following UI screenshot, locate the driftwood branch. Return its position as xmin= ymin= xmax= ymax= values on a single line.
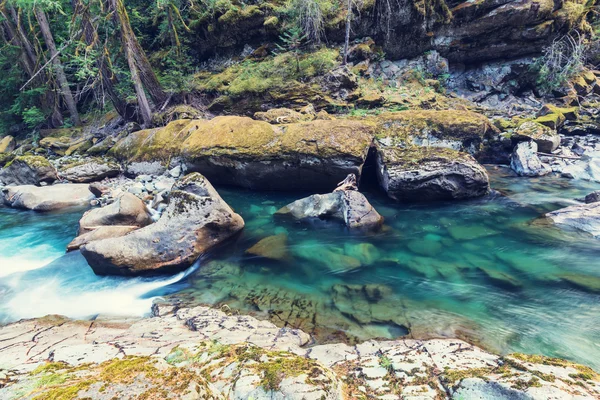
xmin=537 ymin=152 xmax=581 ymax=160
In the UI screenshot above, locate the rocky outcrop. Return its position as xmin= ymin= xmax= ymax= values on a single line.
xmin=376 ymin=146 xmax=490 ymax=202
xmin=59 ymin=158 xmax=121 ymax=183
xmin=514 ymin=121 xmax=560 ymax=153
xmin=0 ymin=156 xmax=57 ymax=186
xmin=77 ymin=192 xmax=152 ymax=235
xmin=2 ymin=184 xmax=94 ymax=211
xmin=0 ymin=135 xmax=15 ymax=153
xmin=376 ymin=110 xmax=498 ymax=156
xmin=276 ymin=190 xmax=383 ymax=231
xmin=81 ymin=173 xmax=244 ymax=276
xmin=111 ymin=116 xmax=375 ymax=191
xmin=545 ymin=202 xmax=600 ymax=238
xmin=1 ymin=305 xmax=598 ymax=400
xmin=510 ymin=141 xmax=552 ymax=177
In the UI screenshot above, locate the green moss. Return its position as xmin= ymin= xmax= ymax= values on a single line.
xmin=442 ymin=367 xmax=492 ymax=383
xmin=376 ymin=110 xmax=498 ymax=144
xmin=5 ymin=155 xmax=51 ymax=169
xmin=534 ymin=113 xmax=565 ymax=129
xmin=0 ymin=152 xmax=14 ymax=167
xmin=379 ymin=145 xmax=472 ymax=168
xmin=32 ymin=380 xmax=94 ymax=400
xmin=256 ymin=351 xmax=322 ymax=391
xmin=193 ymin=48 xmax=339 ymax=98
xmin=263 ymin=15 xmax=278 ymax=26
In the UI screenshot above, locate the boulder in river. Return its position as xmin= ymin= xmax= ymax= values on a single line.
xmin=585 ymin=190 xmax=600 ymax=204
xmin=0 ymin=155 xmax=57 ymax=186
xmin=514 ymin=121 xmax=560 ymax=153
xmin=2 ymin=184 xmax=94 ymax=211
xmin=110 ymin=117 xmax=375 ymax=191
xmin=376 ymin=146 xmax=489 ymax=202
xmin=59 ymin=158 xmax=121 ymax=183
xmin=276 ymin=190 xmax=383 ymax=231
xmin=81 ymin=173 xmax=244 ymax=276
xmin=67 ymin=225 xmax=138 ymax=252
xmin=545 ymin=202 xmax=600 ymax=238
xmin=510 ymin=141 xmax=552 ymax=177
xmin=77 ymin=192 xmax=153 ymax=235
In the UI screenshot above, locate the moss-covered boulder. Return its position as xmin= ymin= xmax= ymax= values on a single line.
xmin=254 ymin=107 xmax=311 ymax=123
xmin=514 ymin=121 xmax=560 ymax=153
xmin=376 ymin=145 xmax=490 ymax=202
xmin=375 ymin=110 xmax=499 ymax=157
xmin=39 ymin=136 xmax=84 ymax=156
xmin=0 ymin=135 xmax=16 ymax=153
xmin=179 ymin=116 xmax=375 ymax=191
xmin=0 ymin=155 xmax=57 ymax=186
xmin=81 ymin=173 xmax=244 ymax=276
xmin=59 ymin=158 xmax=121 ymax=183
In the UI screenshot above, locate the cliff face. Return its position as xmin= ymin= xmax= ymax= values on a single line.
xmin=188 ymin=0 xmax=592 ymax=64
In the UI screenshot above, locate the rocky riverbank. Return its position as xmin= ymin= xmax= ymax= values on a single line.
xmin=0 ymin=304 xmax=598 ymax=400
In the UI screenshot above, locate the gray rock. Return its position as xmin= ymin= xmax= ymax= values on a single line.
xmin=514 ymin=121 xmax=560 ymax=153
xmin=585 ymin=191 xmax=600 ymax=204
xmin=545 ymin=202 xmax=600 ymax=237
xmin=81 ymin=173 xmax=245 ymax=276
xmin=169 ymin=165 xmax=182 ymax=178
xmin=0 ymin=156 xmax=57 ymax=186
xmin=452 ymin=378 xmax=533 ymax=400
xmin=276 ymin=190 xmax=383 ymax=231
xmin=67 ymin=225 xmax=138 ymax=251
xmin=125 ymin=161 xmax=166 ymax=177
xmin=59 ymin=159 xmax=121 ymax=183
xmin=510 ymin=141 xmax=552 ymax=177
xmin=376 ymin=146 xmax=489 ymax=202
xmin=2 ymin=184 xmax=94 ymax=211
xmin=78 ymin=192 xmax=153 ymax=235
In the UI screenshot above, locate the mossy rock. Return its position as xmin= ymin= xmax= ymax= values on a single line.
xmin=0 ymin=135 xmax=16 ymax=153
xmin=7 ymin=155 xmax=52 ymax=169
xmin=538 ymin=104 xmax=579 ymax=121
xmin=534 ymin=113 xmax=566 ymax=130
xmin=376 ymin=110 xmax=499 ymax=154
xmin=65 ymin=139 xmax=93 ymax=156
xmin=254 ymin=108 xmax=310 ymax=124
xmin=513 ymin=121 xmax=560 ymax=153
xmin=39 ymin=127 xmax=83 ymax=139
xmin=110 ymin=119 xmax=196 ymax=163
xmin=0 ymin=152 xmax=15 ymax=167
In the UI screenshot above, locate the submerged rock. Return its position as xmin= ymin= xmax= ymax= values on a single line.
xmin=245 ymin=234 xmax=289 ymax=261
xmin=510 ymin=141 xmax=552 ymax=177
xmin=376 ymin=146 xmax=489 ymax=202
xmin=0 ymin=155 xmax=57 ymax=186
xmin=2 ymin=184 xmax=94 ymax=211
xmin=276 ymin=190 xmax=383 ymax=231
xmin=81 ymin=173 xmax=244 ymax=276
xmin=59 ymin=158 xmax=121 ymax=183
xmin=545 ymin=202 xmax=600 ymax=238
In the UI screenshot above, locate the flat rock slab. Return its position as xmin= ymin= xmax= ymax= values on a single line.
xmin=0 ymin=305 xmax=598 ymax=399
xmin=2 ymin=184 xmax=94 ymax=211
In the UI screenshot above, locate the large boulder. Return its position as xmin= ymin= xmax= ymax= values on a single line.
xmin=59 ymin=158 xmax=121 ymax=183
xmin=375 ymin=110 xmax=498 ymax=157
xmin=111 ymin=116 xmax=375 ymax=191
xmin=545 ymin=202 xmax=600 ymax=238
xmin=514 ymin=121 xmax=560 ymax=153
xmin=0 ymin=156 xmax=57 ymax=186
xmin=0 ymin=135 xmax=16 ymax=153
xmin=276 ymin=190 xmax=383 ymax=231
xmin=67 ymin=225 xmax=138 ymax=252
xmin=510 ymin=141 xmax=552 ymax=177
xmin=2 ymin=184 xmax=94 ymax=211
xmin=77 ymin=192 xmax=153 ymax=235
xmin=376 ymin=146 xmax=489 ymax=202
xmin=81 ymin=173 xmax=244 ymax=276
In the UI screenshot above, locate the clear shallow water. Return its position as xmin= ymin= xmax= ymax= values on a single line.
xmin=1 ymin=167 xmax=600 ymax=370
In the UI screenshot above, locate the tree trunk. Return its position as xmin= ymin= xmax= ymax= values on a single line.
xmin=110 ymin=0 xmax=167 ymax=106
xmin=34 ymin=8 xmax=81 ymax=126
xmin=1 ymin=5 xmax=63 ymax=126
xmin=73 ymin=0 xmax=130 ymax=118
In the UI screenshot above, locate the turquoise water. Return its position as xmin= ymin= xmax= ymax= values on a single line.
xmin=1 ymin=167 xmax=600 ymax=370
